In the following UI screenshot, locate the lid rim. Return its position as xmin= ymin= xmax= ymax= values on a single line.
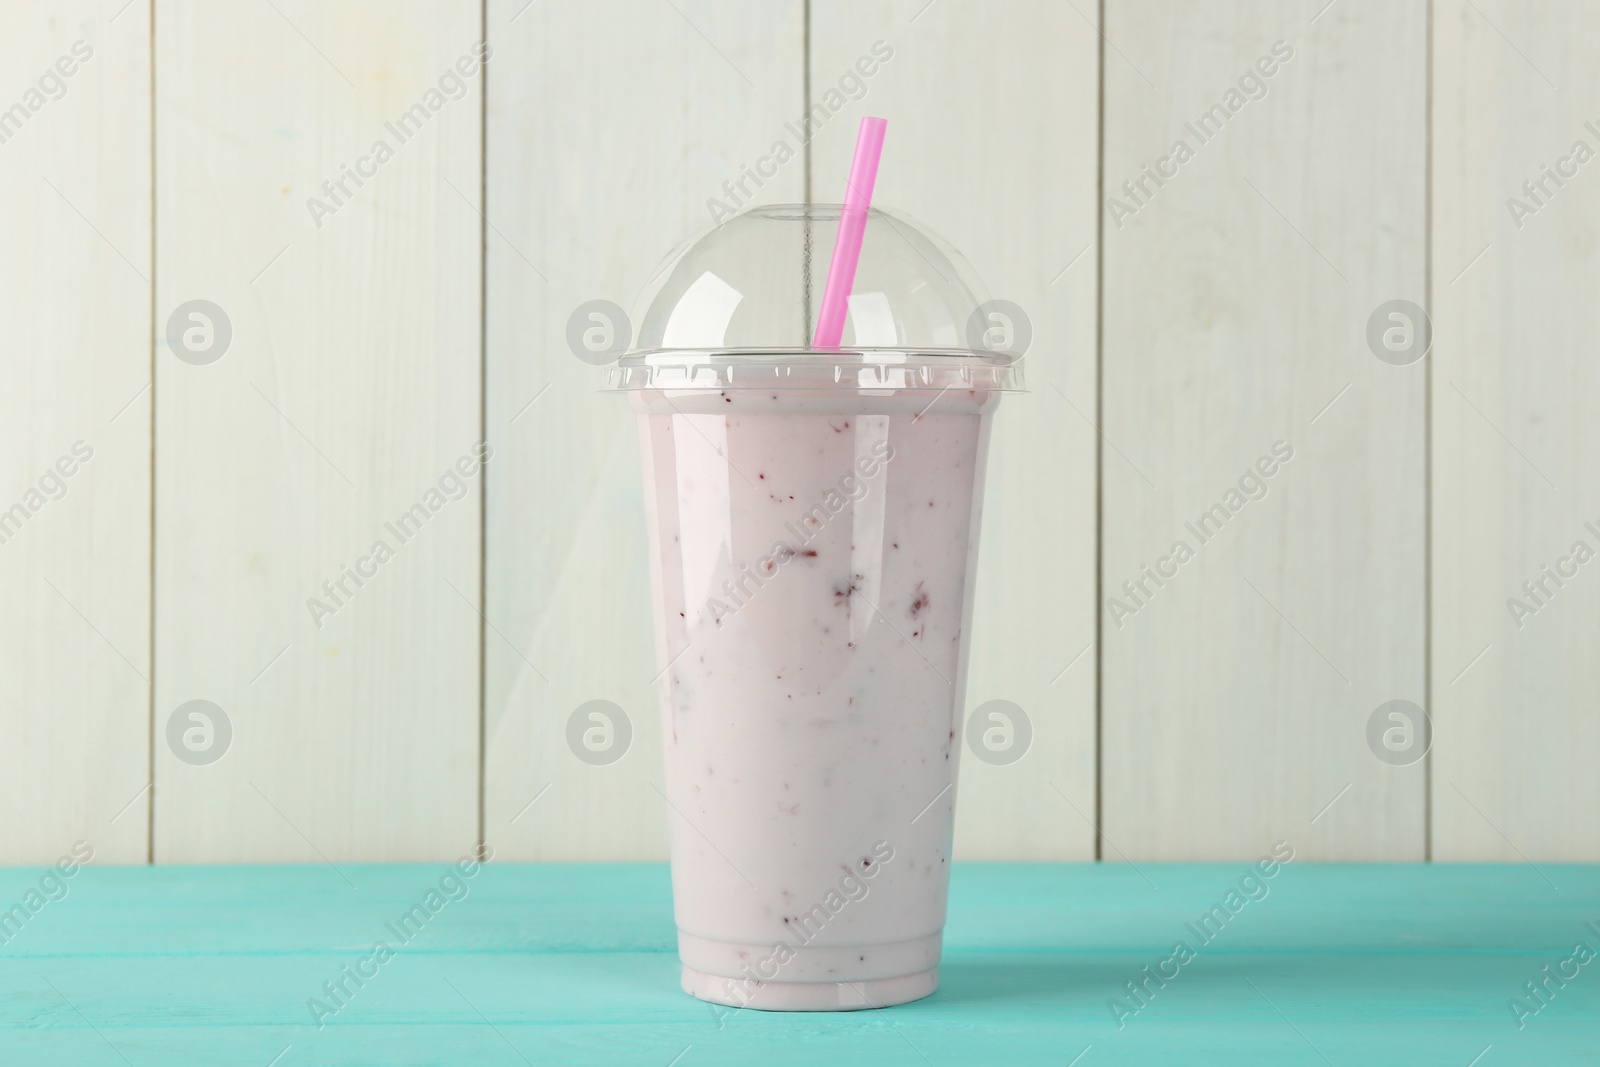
xmin=617 ymin=346 xmax=1021 ymax=361
xmin=605 ymin=349 xmax=1028 ymax=392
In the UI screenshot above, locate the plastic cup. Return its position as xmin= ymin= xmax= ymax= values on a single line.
xmin=611 ymin=205 xmax=1023 ymax=1011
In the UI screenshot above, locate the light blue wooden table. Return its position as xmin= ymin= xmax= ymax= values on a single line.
xmin=1 ymin=862 xmax=1595 ymax=1065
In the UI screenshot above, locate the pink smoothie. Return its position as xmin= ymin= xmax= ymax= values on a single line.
xmin=628 ymin=375 xmax=1000 ymax=1011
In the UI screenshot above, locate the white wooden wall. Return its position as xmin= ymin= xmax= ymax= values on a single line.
xmin=3 ymin=0 xmax=1596 ymax=865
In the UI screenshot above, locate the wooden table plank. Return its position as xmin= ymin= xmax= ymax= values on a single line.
xmin=1 ymin=863 xmax=1594 ymax=1064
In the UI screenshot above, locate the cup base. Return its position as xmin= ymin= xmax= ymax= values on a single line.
xmin=680 ymin=964 xmax=938 ymax=1012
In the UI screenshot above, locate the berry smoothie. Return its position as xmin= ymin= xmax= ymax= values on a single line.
xmin=625 ymin=372 xmax=1001 ymax=1010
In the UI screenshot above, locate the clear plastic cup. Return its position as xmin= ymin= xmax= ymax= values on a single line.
xmin=611 ymin=205 xmax=1024 ymax=1011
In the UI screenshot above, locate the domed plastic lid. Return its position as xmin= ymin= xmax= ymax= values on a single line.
xmin=609 ymin=204 xmax=1026 ymax=392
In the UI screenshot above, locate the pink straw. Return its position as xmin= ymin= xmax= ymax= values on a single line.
xmin=812 ymin=116 xmax=887 ymax=348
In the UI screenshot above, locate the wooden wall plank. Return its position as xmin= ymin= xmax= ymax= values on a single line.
xmin=153 ymin=1 xmax=482 ymax=862
xmin=0 ymin=0 xmax=151 ymax=865
xmin=809 ymin=0 xmax=1100 ymax=859
xmin=483 ymin=0 xmax=806 ymax=858
xmin=1432 ymin=0 xmax=1600 ymax=860
xmin=1101 ymin=0 xmax=1428 ymax=859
